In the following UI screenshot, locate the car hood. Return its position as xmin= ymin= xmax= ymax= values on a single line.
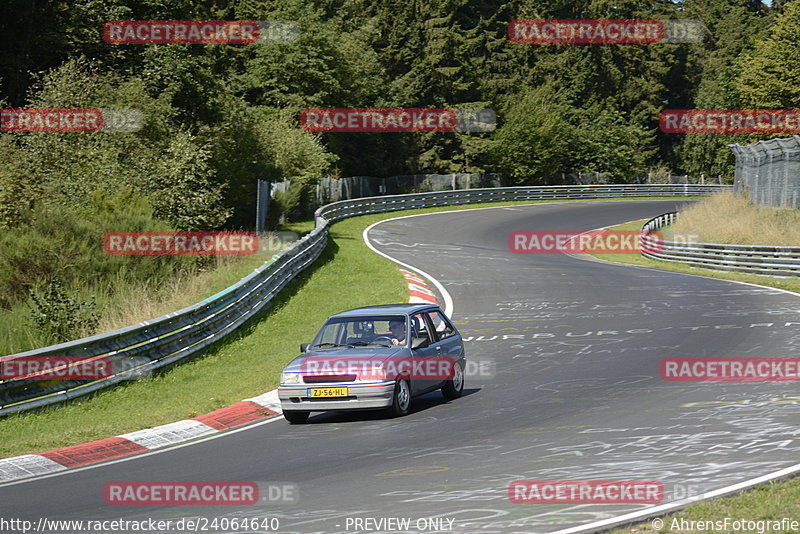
xmin=282 ymin=346 xmax=407 ymax=372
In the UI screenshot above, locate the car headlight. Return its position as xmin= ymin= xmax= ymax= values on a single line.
xmin=281 ymin=372 xmax=302 ymax=385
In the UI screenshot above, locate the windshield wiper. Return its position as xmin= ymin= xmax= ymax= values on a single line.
xmin=312 ymin=343 xmax=351 ymax=348
xmin=345 ymin=340 xmax=394 ymax=347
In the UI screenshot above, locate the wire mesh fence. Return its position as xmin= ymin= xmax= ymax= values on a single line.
xmin=271 ymin=172 xmax=720 ymax=206
xmin=730 ymin=135 xmax=800 ymax=209
xmin=272 ymin=173 xmax=502 ymax=204
xmin=552 ymin=173 xmax=721 ymax=185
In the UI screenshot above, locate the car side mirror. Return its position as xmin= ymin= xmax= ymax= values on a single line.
xmin=300 ymin=343 xmax=310 ymax=353
xmin=411 ymin=337 xmax=429 ymax=350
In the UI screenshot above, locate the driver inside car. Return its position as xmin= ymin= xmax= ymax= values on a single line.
xmin=388 ymin=320 xmax=407 ymax=345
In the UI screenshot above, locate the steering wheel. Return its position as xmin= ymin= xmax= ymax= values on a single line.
xmin=372 ymin=336 xmax=394 ymax=345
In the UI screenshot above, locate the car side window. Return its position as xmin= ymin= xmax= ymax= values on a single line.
xmin=427 ymin=310 xmax=456 ymax=341
xmin=410 ymin=313 xmax=432 ymax=343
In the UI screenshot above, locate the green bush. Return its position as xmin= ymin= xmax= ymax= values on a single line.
xmin=16 ymin=58 xmax=230 ymax=231
xmin=0 ymin=136 xmax=32 ymax=228
xmin=29 ymin=278 xmax=100 ymax=343
xmin=0 ymin=190 xmax=200 ymax=310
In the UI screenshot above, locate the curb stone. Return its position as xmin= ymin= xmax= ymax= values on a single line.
xmin=0 ymin=270 xmax=439 ymax=483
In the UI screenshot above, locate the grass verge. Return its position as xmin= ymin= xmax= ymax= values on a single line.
xmin=669 ymin=191 xmax=800 ymax=246
xmin=608 ymin=477 xmax=800 ymax=533
xmin=0 ymin=196 xmax=702 ymax=458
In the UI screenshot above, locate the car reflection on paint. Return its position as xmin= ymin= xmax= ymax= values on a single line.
xmin=277 ymin=303 xmax=466 ymax=424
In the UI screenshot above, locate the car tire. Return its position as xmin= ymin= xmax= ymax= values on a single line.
xmin=389 ymin=379 xmax=411 ymax=417
xmin=441 ymin=360 xmax=464 ymax=400
xmin=283 ymin=410 xmax=310 ymax=424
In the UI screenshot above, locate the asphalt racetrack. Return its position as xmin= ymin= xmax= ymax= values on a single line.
xmin=3 ymin=200 xmax=800 ymax=534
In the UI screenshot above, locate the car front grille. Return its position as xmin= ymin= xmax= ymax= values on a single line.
xmin=302 ymin=374 xmax=357 ymax=383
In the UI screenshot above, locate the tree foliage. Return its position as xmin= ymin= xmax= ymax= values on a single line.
xmin=0 ymin=0 xmax=791 ymax=324
xmin=737 ymin=0 xmax=800 ymax=108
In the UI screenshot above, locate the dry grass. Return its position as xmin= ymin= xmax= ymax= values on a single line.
xmin=97 ymin=248 xmax=277 ymax=333
xmin=670 ymin=191 xmax=800 ymax=246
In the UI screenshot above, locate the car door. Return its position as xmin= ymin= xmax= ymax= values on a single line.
xmin=425 ymin=309 xmax=464 ymax=386
xmin=408 ymin=312 xmax=439 ymax=395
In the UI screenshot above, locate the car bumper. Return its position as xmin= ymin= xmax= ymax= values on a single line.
xmin=278 ymin=381 xmax=396 ymax=412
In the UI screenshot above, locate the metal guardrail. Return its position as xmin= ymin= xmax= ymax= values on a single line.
xmin=0 ymin=229 xmax=328 ymax=415
xmin=0 ymin=184 xmax=728 ymax=415
xmin=315 ymin=184 xmax=730 ymax=224
xmin=641 ymin=212 xmax=800 ymax=277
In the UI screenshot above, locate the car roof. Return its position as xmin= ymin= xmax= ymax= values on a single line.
xmin=330 ymin=303 xmax=440 ymax=318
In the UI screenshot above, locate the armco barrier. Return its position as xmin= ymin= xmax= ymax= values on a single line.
xmin=0 ymin=184 xmax=728 ymax=415
xmin=314 ymin=184 xmax=728 ymax=225
xmin=641 ymin=212 xmax=800 ymax=276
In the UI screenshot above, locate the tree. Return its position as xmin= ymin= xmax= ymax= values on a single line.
xmin=677 ymin=0 xmax=769 ymax=177
xmin=737 ymin=0 xmax=800 ymax=108
xmin=489 ymin=84 xmax=575 ymax=184
xmin=16 ymin=58 xmax=229 ymax=230
xmin=569 ymin=106 xmax=654 ymax=180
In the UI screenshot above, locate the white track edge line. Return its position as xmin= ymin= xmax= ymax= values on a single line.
xmin=550 ymin=462 xmax=800 ymax=534
xmin=363 ymin=218 xmax=454 ymax=317
xmin=553 ymin=218 xmax=800 ymax=533
xmin=361 ymin=200 xmax=692 ymax=319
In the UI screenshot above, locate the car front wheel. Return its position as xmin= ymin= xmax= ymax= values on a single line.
xmin=389 ymin=379 xmax=411 ymax=417
xmin=283 ymin=410 xmax=310 ymax=424
xmin=441 ymin=360 xmax=464 ymax=400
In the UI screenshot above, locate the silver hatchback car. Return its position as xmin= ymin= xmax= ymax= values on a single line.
xmin=278 ymin=304 xmax=466 ymax=423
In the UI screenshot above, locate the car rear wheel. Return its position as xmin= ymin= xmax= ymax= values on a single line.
xmin=283 ymin=410 xmax=310 ymax=424
xmin=389 ymin=379 xmax=411 ymax=417
xmin=441 ymin=361 xmax=464 ymax=400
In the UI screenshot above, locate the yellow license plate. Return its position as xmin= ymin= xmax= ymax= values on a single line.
xmin=309 ymin=387 xmax=348 ymax=398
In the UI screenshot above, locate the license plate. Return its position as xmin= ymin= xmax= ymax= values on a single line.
xmin=309 ymin=387 xmax=348 ymax=398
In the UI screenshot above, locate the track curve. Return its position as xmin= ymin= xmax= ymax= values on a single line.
xmin=2 ymin=200 xmax=800 ymax=534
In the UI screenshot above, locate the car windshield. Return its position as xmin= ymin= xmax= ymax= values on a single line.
xmin=312 ymin=315 xmax=407 ymax=348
